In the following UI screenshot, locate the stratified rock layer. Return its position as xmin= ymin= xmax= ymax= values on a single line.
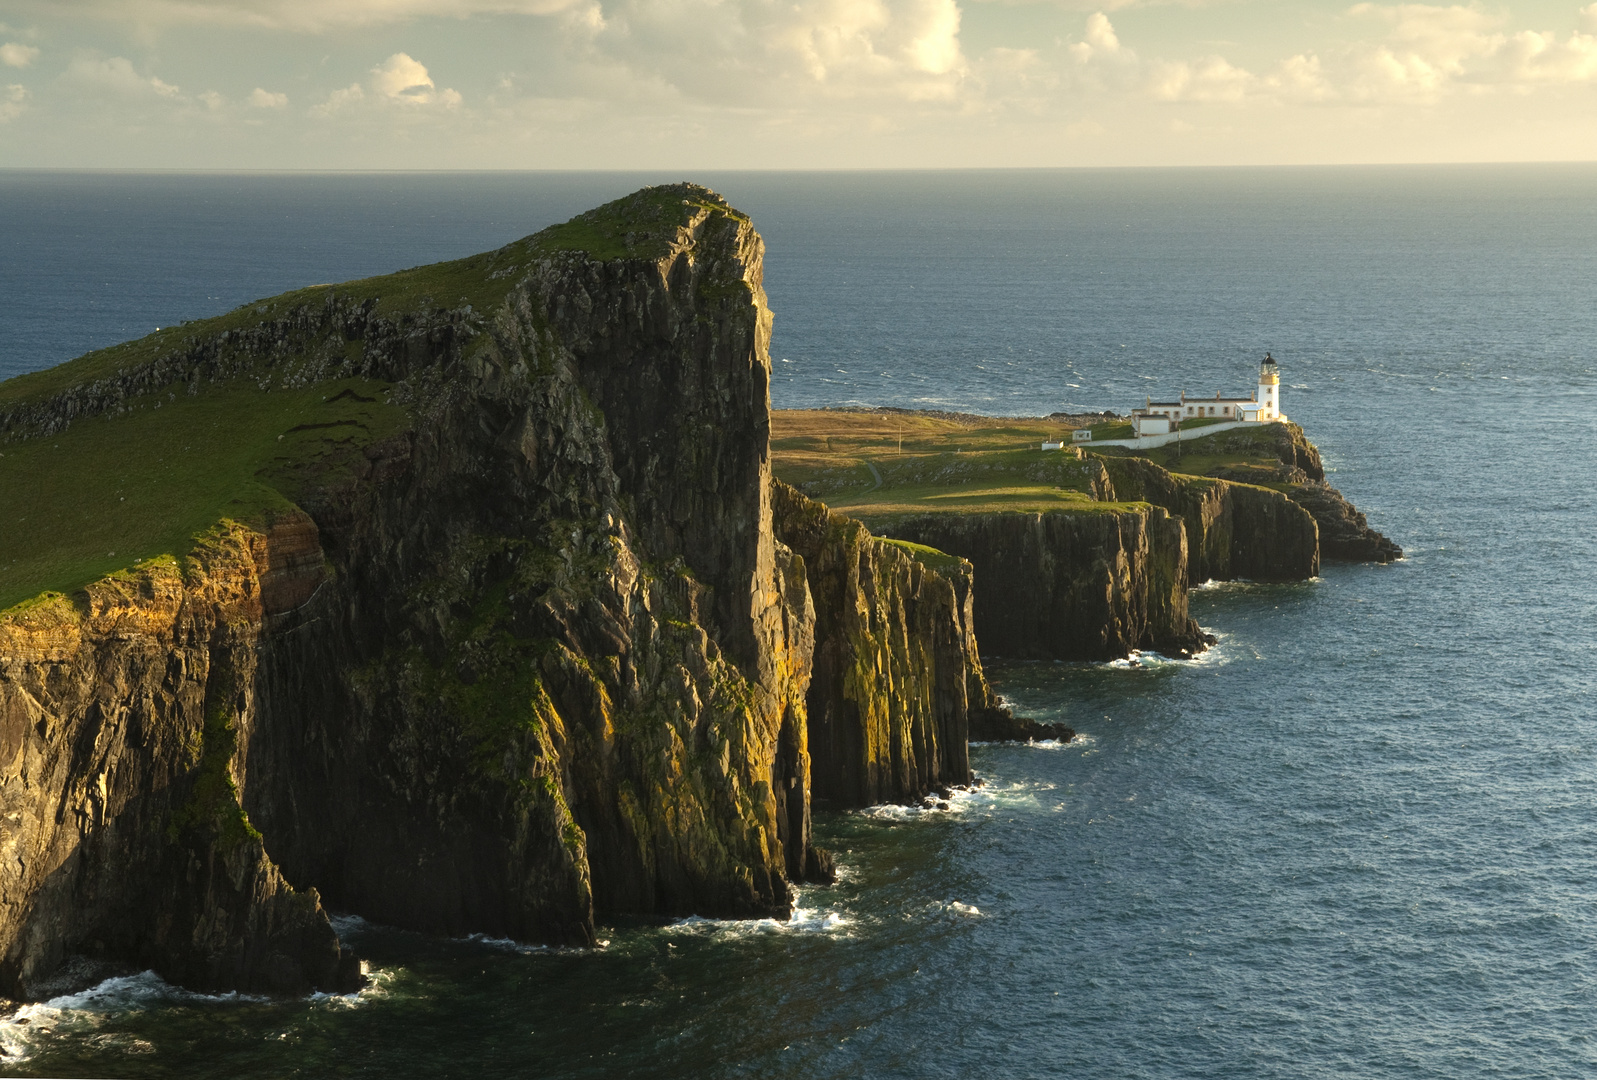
xmin=871 ymin=506 xmax=1207 ymax=662
xmin=1097 ymin=456 xmax=1321 ymax=585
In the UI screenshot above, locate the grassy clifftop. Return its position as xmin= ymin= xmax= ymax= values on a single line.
xmin=0 ymin=380 xmax=405 ymax=611
xmin=770 ymin=408 xmax=1311 ymax=524
xmin=0 ymin=184 xmax=744 ymax=613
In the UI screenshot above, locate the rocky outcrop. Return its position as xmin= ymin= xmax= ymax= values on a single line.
xmin=870 ymin=507 xmax=1208 ymax=662
xmin=0 ymin=519 xmax=359 ymax=999
xmin=770 ymin=482 xmax=974 ymax=808
xmin=967 ymin=711 xmax=1074 ymax=743
xmin=1288 ymin=482 xmax=1403 ymax=563
xmin=0 ymin=185 xmax=827 ymax=999
xmin=1173 ymin=422 xmax=1399 ymax=564
xmin=1181 ymin=421 xmax=1325 ymax=482
xmin=1097 ymin=456 xmax=1319 ymax=585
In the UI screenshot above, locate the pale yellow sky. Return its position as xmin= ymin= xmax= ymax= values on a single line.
xmin=2 ymin=0 xmax=1596 ymax=167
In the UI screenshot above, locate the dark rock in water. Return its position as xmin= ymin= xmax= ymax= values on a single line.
xmin=968 ymin=707 xmax=1075 ymax=744
xmin=804 ymin=846 xmax=837 ymax=885
xmin=1288 ymin=481 xmax=1403 ymax=563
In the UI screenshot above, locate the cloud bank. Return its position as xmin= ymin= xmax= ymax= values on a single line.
xmin=5 ymin=1 xmax=1597 ymax=165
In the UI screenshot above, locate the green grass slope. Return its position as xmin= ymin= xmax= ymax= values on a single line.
xmin=0 ymin=379 xmax=406 ymax=611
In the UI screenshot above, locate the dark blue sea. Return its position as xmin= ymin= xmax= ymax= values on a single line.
xmin=2 ymin=167 xmax=1596 ymax=1078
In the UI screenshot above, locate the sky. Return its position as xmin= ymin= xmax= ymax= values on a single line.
xmin=1 ymin=0 xmax=1596 ymax=167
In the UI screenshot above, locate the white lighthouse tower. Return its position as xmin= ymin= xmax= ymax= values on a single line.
xmin=1256 ymin=353 xmax=1282 ymax=421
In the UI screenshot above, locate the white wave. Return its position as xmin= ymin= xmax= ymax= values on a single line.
xmin=455 ymin=932 xmax=609 ymax=954
xmin=307 ymin=962 xmax=400 ymax=1009
xmin=860 ymin=778 xmax=1058 ymax=821
xmin=663 ymin=884 xmax=853 ymax=938
xmin=856 ymin=782 xmax=985 ymax=821
xmin=1021 ymin=733 xmax=1086 ymax=750
xmin=326 ymin=912 xmax=372 ymax=936
xmin=664 ymin=903 xmax=850 ymax=939
xmin=0 ymin=970 xmax=267 ymax=1063
xmin=1103 ymin=649 xmax=1168 ymax=669
xmin=970 ymin=731 xmax=1090 ymax=751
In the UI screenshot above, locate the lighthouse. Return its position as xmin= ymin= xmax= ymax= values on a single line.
xmin=1258 ymin=353 xmax=1281 ymax=421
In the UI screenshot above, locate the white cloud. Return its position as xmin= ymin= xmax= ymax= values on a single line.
xmin=311 ymin=54 xmax=459 ymax=115
xmin=1068 ymin=12 xmax=1124 ymax=63
xmin=1149 ymin=55 xmax=1254 ymax=101
xmin=249 ymin=86 xmax=288 ymax=107
xmin=65 ymin=55 xmax=182 ymax=98
xmin=371 ymin=51 xmax=458 ymax=103
xmin=1080 ymin=5 xmax=1597 ymax=108
xmin=1 ymin=42 xmax=39 ymax=68
xmin=1265 ymin=53 xmax=1336 ymax=102
xmin=1330 ymin=5 xmax=1597 ymax=102
xmin=199 ymin=88 xmax=224 ymax=109
xmin=0 ymin=83 xmax=26 ymax=122
xmin=310 ymin=81 xmax=364 ymax=115
xmin=584 ymin=0 xmax=969 ymax=105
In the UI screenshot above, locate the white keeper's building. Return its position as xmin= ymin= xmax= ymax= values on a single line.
xmin=1130 ymin=356 xmax=1286 ymax=437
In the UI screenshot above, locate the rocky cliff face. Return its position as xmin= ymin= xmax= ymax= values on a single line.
xmin=872 ymin=506 xmax=1208 ymax=662
xmin=1188 ymin=423 xmax=1400 ymax=564
xmin=1097 ymin=456 xmax=1320 ymax=585
xmin=0 ymin=185 xmax=828 ymax=998
xmin=770 ymin=482 xmax=977 ymax=808
xmin=0 ymin=520 xmax=358 ymax=998
xmin=1288 ymin=482 xmax=1403 ymax=563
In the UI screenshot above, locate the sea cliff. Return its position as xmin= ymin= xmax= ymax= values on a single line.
xmin=0 ymin=186 xmax=835 ymax=998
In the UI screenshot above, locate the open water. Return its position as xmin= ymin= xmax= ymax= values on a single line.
xmin=1 ymin=167 xmax=1595 ymax=1078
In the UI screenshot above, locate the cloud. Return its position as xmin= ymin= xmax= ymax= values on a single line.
xmin=11 ymin=0 xmax=591 ymax=32
xmin=310 ymin=81 xmax=364 ymax=115
xmin=370 ymin=51 xmax=460 ymax=103
xmin=1068 ymin=12 xmax=1125 ymax=63
xmin=312 ymin=54 xmax=460 ymax=115
xmin=1 ymin=42 xmax=39 ymax=68
xmin=65 ymin=55 xmax=182 ymax=97
xmin=249 ymin=86 xmax=288 ymax=107
xmin=1327 ymin=5 xmax=1597 ymax=101
xmin=1072 ymin=6 xmax=1597 ymax=109
xmin=0 ymin=83 xmax=25 ymax=122
xmin=569 ymin=0 xmax=970 ymax=106
xmin=1148 ymin=55 xmax=1254 ymax=101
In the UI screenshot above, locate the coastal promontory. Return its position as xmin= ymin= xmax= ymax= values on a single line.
xmin=0 ymin=184 xmax=1396 ymax=1003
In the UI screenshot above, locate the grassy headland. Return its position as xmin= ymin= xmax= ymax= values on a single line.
xmin=770 ymin=408 xmax=1310 ymax=523
xmin=1 ymin=185 xmax=739 ymax=614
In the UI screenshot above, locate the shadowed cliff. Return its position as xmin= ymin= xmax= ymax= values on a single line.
xmin=0 ymin=185 xmax=829 ymax=999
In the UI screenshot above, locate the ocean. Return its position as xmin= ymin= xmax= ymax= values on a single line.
xmin=2 ymin=166 xmax=1596 ymax=1078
